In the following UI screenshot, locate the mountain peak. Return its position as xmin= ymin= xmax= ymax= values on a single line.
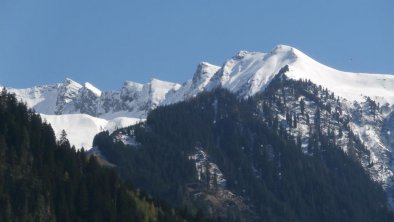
xmin=149 ymin=78 xmax=180 ymax=90
xmin=123 ymin=81 xmax=143 ymax=91
xmin=150 ymin=78 xmax=168 ymax=84
xmin=192 ymin=62 xmax=220 ymax=85
xmin=83 ymin=82 xmax=102 ymax=97
xmin=268 ymin=44 xmax=299 ymax=60
xmin=197 ymin=61 xmax=219 ymax=69
xmin=64 ymin=77 xmax=82 ymax=88
xmin=6 ymin=44 xmax=394 ymax=117
xmin=272 ymin=44 xmax=294 ymax=51
xmin=232 ymin=50 xmax=250 ymax=60
xmin=5 ymin=44 xmax=394 ymax=152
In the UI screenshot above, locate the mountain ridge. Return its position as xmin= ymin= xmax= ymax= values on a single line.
xmin=3 ymin=44 xmax=394 ymax=211
xmin=5 ymin=45 xmax=394 ymax=119
xmin=3 ymin=44 xmax=394 ymax=150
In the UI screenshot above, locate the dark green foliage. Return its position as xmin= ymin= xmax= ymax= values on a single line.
xmin=0 ymin=89 xmax=196 ymax=222
xmin=94 ymin=83 xmax=394 ymax=221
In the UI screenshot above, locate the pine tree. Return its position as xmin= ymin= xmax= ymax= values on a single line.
xmin=59 ymin=129 xmax=69 ymax=146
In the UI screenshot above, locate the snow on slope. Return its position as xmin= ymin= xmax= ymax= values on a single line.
xmin=205 ymin=49 xmax=294 ymax=97
xmin=8 ymin=45 xmax=394 ymax=118
xmin=84 ymin=82 xmax=102 ymax=97
xmin=164 ymin=62 xmax=220 ymax=104
xmin=7 ymin=84 xmax=60 ymax=114
xmin=282 ymin=45 xmax=394 ymax=105
xmin=146 ymin=78 xmax=181 ymax=107
xmin=201 ymin=45 xmax=394 ymax=105
xmin=41 ymin=114 xmax=141 ymax=149
xmin=5 ymin=44 xmax=394 ymax=150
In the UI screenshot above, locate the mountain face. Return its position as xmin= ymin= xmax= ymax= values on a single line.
xmin=4 ymin=45 xmax=394 ymax=209
xmin=6 ymin=45 xmax=394 ymax=148
xmin=0 ymin=91 xmax=200 ymax=222
xmin=8 ymin=78 xmax=180 ymax=119
xmin=5 ymin=78 xmax=180 ymax=148
xmin=92 ymin=87 xmax=394 ymax=221
xmin=7 ymin=45 xmax=394 ymax=117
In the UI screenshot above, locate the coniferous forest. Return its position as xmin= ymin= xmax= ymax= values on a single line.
xmin=2 ymin=74 xmax=394 ymax=221
xmin=1 ymin=1 xmax=392 ymax=221
xmin=94 ymin=77 xmax=394 ymax=221
xmin=0 ymin=89 xmax=210 ymax=222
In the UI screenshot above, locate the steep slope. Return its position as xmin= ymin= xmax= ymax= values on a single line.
xmin=0 ymin=90 xmax=201 ymax=222
xmin=282 ymin=45 xmax=394 ymax=105
xmin=4 ymin=45 xmax=394 ymax=150
xmin=199 ymin=45 xmax=394 ymax=105
xmin=4 ymin=78 xmax=180 ymax=148
xmin=7 ymin=83 xmax=61 ymax=114
xmin=93 ymin=88 xmax=394 ymax=222
xmin=164 ymin=62 xmax=220 ymax=104
xmin=41 ymin=114 xmax=141 ymax=148
xmin=3 ymin=44 xmax=394 ymax=216
xmin=55 ymin=78 xmax=83 ymax=114
xmin=5 ymin=78 xmax=180 ymax=119
xmin=6 ymin=45 xmax=394 ymax=113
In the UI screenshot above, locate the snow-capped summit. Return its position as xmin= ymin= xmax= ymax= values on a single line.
xmin=208 ymin=48 xmax=291 ymax=97
xmin=147 ymin=78 xmax=181 ymax=105
xmin=120 ymin=81 xmax=143 ymax=102
xmin=4 ymin=44 xmax=394 ymax=149
xmin=192 ymin=62 xmax=220 ymax=86
xmin=126 ymin=78 xmax=181 ymax=112
xmin=200 ymin=45 xmax=394 ymax=105
xmin=8 ymin=44 xmax=394 ymax=119
xmin=5 ymin=44 xmax=394 ymax=210
xmin=283 ymin=46 xmax=394 ymax=105
xmin=232 ymin=50 xmax=250 ymax=60
xmin=64 ymin=77 xmax=82 ymax=88
xmin=122 ymin=81 xmax=144 ymax=92
xmin=163 ymin=62 xmax=220 ymax=105
xmin=84 ymin=82 xmax=102 ymax=97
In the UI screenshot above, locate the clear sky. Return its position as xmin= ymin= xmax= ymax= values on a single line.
xmin=0 ymin=0 xmax=393 ymax=90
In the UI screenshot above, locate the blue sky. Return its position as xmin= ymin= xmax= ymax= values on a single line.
xmin=0 ymin=0 xmax=393 ymax=90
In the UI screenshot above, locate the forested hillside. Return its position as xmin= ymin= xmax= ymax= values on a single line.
xmin=0 ymin=89 xmax=205 ymax=222
xmin=94 ymin=78 xmax=394 ymax=221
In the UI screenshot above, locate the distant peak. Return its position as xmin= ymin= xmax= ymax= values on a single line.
xmin=232 ymin=50 xmax=250 ymax=60
xmin=198 ymin=61 xmax=218 ymax=68
xmin=63 ymin=77 xmax=82 ymax=88
xmin=149 ymin=78 xmax=165 ymax=84
xmin=271 ymin=44 xmax=295 ymax=55
xmin=270 ymin=44 xmax=308 ymax=59
xmin=150 ymin=78 xmax=175 ymax=85
xmin=84 ymin=82 xmax=102 ymax=97
xmin=196 ymin=62 xmax=220 ymax=73
xmin=262 ymin=44 xmax=305 ymax=65
xmin=123 ymin=81 xmax=143 ymax=91
xmin=273 ymin=44 xmax=293 ymax=51
xmin=192 ymin=62 xmax=220 ymax=84
xmin=149 ymin=78 xmax=181 ymax=92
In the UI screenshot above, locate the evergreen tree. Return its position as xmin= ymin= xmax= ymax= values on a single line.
xmin=93 ymin=85 xmax=394 ymax=222
xmin=0 ymin=90 xmax=198 ymax=222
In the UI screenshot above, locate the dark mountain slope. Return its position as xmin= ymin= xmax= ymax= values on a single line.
xmin=0 ymin=89 xmax=205 ymax=222
xmin=94 ymin=76 xmax=394 ymax=221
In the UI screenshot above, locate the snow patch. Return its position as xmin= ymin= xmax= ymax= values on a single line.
xmin=40 ymin=113 xmax=141 ymax=149
xmin=189 ymin=147 xmax=226 ymax=189
xmin=84 ymin=82 xmax=102 ymax=97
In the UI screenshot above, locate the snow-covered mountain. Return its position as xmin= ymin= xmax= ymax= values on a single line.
xmin=4 ymin=44 xmax=394 ymax=210
xmin=5 ymin=78 xmax=180 ymax=148
xmin=40 ymin=114 xmax=141 ymax=149
xmin=202 ymin=45 xmax=394 ymax=104
xmin=3 ymin=44 xmax=394 ymax=151
xmin=7 ymin=45 xmax=394 ymax=118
